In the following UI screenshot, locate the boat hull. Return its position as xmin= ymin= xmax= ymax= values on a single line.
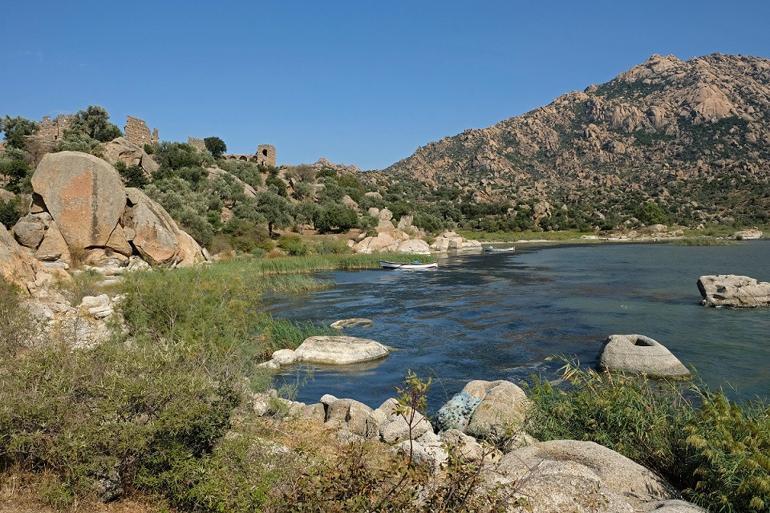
xmin=379 ymin=261 xmax=438 ymax=270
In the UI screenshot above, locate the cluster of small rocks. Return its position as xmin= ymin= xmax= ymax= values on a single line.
xmin=252 ymin=378 xmax=706 ymax=513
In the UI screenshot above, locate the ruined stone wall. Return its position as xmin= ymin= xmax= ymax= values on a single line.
xmin=187 ymin=137 xmax=206 ymax=152
xmin=256 ymin=144 xmax=276 ymax=167
xmin=25 ymin=115 xmax=75 ymax=164
xmin=223 ymin=144 xmax=277 ymax=167
xmin=124 ymin=116 xmax=158 ymax=146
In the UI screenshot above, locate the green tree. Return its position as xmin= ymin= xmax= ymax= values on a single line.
xmin=314 ymin=203 xmax=358 ymax=233
xmin=637 ymin=201 xmax=669 ymax=225
xmin=0 ymin=147 xmax=33 ymax=193
xmin=0 ymin=116 xmax=38 ymax=150
xmin=204 ymin=137 xmax=227 ymax=158
xmin=69 ymin=106 xmax=122 ymax=142
xmin=255 ymin=191 xmax=293 ymax=237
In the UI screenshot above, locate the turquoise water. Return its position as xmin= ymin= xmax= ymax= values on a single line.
xmin=267 ymin=241 xmax=770 ymax=411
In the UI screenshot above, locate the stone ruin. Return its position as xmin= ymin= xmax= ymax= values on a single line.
xmin=187 ymin=137 xmax=206 ymax=152
xmin=25 ymin=115 xmax=76 ymax=163
xmin=124 ymin=116 xmax=159 ymax=147
xmin=224 ymin=144 xmax=277 ymax=167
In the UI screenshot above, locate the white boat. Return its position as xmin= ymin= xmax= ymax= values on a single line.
xmin=484 ymin=246 xmax=516 ymax=253
xmin=379 ymin=260 xmax=438 ymax=270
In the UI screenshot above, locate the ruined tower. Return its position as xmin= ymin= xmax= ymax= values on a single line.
xmin=124 ymin=116 xmax=159 ymax=146
xmin=256 ymin=144 xmax=276 ymax=167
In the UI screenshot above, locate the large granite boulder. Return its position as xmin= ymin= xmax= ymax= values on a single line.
xmin=490 ymin=440 xmax=676 ymax=513
xmin=122 ymin=188 xmax=205 ymax=266
xmin=599 ymin=334 xmax=690 ymax=378
xmin=733 ymin=228 xmax=762 ymax=240
xmin=437 ymin=380 xmax=529 ymax=438
xmin=0 ymin=224 xmax=38 ymax=290
xmin=35 ymin=220 xmax=71 ymax=264
xmin=294 ymin=335 xmax=390 ymax=365
xmin=698 ymin=274 xmax=770 ymax=308
xmin=12 ymin=213 xmax=48 ymax=249
xmin=373 ymin=397 xmax=432 ymax=444
xmin=395 ymin=239 xmax=431 ymax=254
xmin=31 ymin=152 xmax=125 ymax=252
xmin=101 ymin=137 xmax=159 ymax=176
xmin=464 ymin=380 xmax=529 ymax=438
xmin=430 ymin=230 xmax=482 ymax=253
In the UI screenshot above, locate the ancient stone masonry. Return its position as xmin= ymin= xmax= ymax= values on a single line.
xmin=124 ymin=116 xmax=159 ymax=147
xmin=187 ymin=137 xmax=206 ymax=152
xmin=224 ymin=144 xmax=277 ymax=167
xmin=25 ymin=115 xmax=75 ymax=163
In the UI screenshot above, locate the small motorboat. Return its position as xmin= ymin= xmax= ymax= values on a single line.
xmin=379 ymin=260 xmax=438 ymax=270
xmin=484 ymin=246 xmax=516 ymax=254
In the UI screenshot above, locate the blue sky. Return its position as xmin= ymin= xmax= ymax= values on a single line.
xmin=2 ymin=0 xmax=769 ymax=169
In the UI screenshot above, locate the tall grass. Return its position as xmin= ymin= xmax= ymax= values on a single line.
xmin=527 ymin=362 xmax=770 ymax=513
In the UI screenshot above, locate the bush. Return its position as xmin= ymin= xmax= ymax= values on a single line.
xmin=315 ymin=203 xmax=358 ymax=233
xmin=0 ymin=116 xmax=38 ymax=149
xmin=0 ymin=147 xmax=33 ymax=192
xmin=68 ymin=105 xmax=122 ymax=142
xmin=113 ymin=161 xmax=148 ymax=188
xmin=278 ymin=235 xmax=310 ymax=256
xmin=0 ymin=197 xmax=23 ymax=227
xmin=527 ymin=361 xmax=770 ymax=512
xmin=154 ymin=142 xmax=212 ymax=171
xmin=0 ymin=278 xmax=39 ymax=355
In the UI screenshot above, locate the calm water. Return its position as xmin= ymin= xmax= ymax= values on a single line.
xmin=266 ymin=241 xmax=770 ymax=411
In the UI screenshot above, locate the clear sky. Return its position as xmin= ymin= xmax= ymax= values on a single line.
xmin=2 ymin=0 xmax=769 ymax=169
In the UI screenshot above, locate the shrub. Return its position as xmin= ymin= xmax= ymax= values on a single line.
xmin=0 ymin=147 xmax=33 ymax=193
xmin=0 ymin=116 xmax=38 ymax=149
xmin=0 ymin=197 xmax=23 ymax=227
xmin=527 ymin=361 xmax=770 ymax=513
xmin=0 ymin=277 xmax=39 ymax=355
xmin=113 ymin=161 xmax=148 ymax=188
xmin=154 ymin=141 xmax=212 ymax=171
xmin=278 ymin=235 xmax=310 ymax=256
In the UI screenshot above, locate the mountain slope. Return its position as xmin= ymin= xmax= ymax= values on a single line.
xmin=373 ymin=53 xmax=770 ymax=228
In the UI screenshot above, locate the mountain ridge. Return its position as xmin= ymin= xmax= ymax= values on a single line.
xmin=370 ymin=53 xmax=770 ymax=228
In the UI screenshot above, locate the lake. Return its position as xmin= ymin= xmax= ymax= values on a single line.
xmin=267 ymin=241 xmax=770 ymax=411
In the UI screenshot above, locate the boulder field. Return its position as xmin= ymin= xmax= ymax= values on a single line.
xmin=351 ymin=207 xmax=481 ymax=255
xmin=5 ymin=151 xmax=206 ymax=288
xmin=252 ymin=379 xmax=705 ymax=513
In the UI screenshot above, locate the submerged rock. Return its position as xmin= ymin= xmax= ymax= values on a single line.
xmin=599 ymin=334 xmax=690 ymax=378
xmin=330 ymin=318 xmax=374 ymax=329
xmin=294 ymin=335 xmax=390 ymax=365
xmin=698 ymin=274 xmax=770 ymax=308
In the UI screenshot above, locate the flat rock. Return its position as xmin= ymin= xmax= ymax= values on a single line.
xmin=294 ymin=336 xmax=390 ymax=365
xmin=271 ymin=348 xmax=297 ymax=366
xmin=330 ymin=318 xmax=373 ymax=329
xmin=31 ymin=151 xmax=126 ymax=251
xmin=491 ymin=440 xmax=675 ymax=513
xmin=698 ymin=274 xmax=770 ymax=308
xmin=599 ymin=334 xmax=690 ymax=378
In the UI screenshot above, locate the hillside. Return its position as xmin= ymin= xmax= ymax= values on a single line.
xmin=371 ymin=53 xmax=770 ymax=229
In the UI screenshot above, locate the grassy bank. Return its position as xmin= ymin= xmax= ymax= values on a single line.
xmin=457 ymin=228 xmax=594 ymax=242
xmin=527 ymin=363 xmax=770 ymax=513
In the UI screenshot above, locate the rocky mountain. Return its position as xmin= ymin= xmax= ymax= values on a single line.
xmin=372 ymin=53 xmax=770 ymax=228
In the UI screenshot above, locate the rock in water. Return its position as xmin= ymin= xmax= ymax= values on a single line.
xmin=330 ymin=318 xmax=373 ymax=329
xmin=31 ymin=152 xmax=125 ymax=251
xmin=599 ymin=334 xmax=690 ymax=378
xmin=294 ymin=336 xmax=390 ymax=365
xmin=698 ymin=274 xmax=770 ymax=308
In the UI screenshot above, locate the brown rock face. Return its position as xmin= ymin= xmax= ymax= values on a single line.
xmin=101 ymin=136 xmax=159 ymax=177
xmin=0 ymin=224 xmax=38 ymax=290
xmin=31 ymin=152 xmax=126 ymax=252
xmin=35 ymin=220 xmax=71 ymax=263
xmin=122 ymin=188 xmax=204 ymax=266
